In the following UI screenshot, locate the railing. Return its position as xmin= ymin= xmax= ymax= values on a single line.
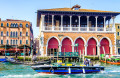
xmin=43 ymin=26 xmax=113 ymax=32
xmin=89 ymin=27 xmax=96 ymax=31
xmin=106 ymin=28 xmax=112 ymax=31
xmin=80 ymin=27 xmax=87 ymax=31
xmin=72 ymin=27 xmax=79 ymax=31
xmin=63 ymin=27 xmax=70 ymax=31
xmin=97 ymin=27 xmax=104 ymax=31
xmin=53 ymin=52 xmax=79 ymax=57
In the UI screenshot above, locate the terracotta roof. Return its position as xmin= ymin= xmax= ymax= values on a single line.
xmin=39 ymin=8 xmax=120 ymax=13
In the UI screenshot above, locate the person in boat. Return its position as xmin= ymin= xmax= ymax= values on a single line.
xmin=32 ymin=54 xmax=37 ymax=62
xmin=15 ymin=51 xmax=18 ymax=60
xmin=84 ymin=58 xmax=89 ymax=66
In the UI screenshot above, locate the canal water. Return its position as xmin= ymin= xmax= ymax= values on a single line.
xmin=0 ymin=62 xmax=120 ymax=78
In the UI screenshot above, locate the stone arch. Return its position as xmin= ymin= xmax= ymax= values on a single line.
xmin=61 ymin=36 xmax=74 ymax=52
xmin=74 ymin=37 xmax=86 ymax=54
xmin=87 ymin=37 xmax=98 ymax=55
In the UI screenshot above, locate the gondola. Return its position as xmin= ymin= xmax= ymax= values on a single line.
xmin=31 ymin=64 xmax=104 ymax=74
xmin=6 ymin=57 xmax=51 ymax=65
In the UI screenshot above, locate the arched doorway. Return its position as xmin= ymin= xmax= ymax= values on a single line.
xmin=61 ymin=38 xmax=72 ymax=52
xmin=48 ymin=38 xmax=59 ymax=56
xmin=74 ymin=38 xmax=84 ymax=54
xmin=100 ymin=38 xmax=110 ymax=54
xmin=87 ymin=38 xmax=97 ymax=55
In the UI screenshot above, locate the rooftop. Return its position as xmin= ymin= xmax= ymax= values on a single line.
xmin=38 ymin=4 xmax=120 ymax=13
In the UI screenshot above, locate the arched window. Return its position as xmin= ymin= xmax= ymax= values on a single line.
xmin=13 ymin=32 xmax=15 ymax=37
xmin=26 ymin=24 xmax=29 ymax=27
xmin=11 ymin=40 xmax=12 ymax=45
xmin=7 ymin=23 xmax=9 ymax=27
xmin=118 ymin=26 xmax=119 ymax=29
xmin=1 ymin=40 xmax=3 ymax=44
xmin=16 ymin=40 xmax=18 ymax=45
xmin=7 ymin=31 xmax=9 ymax=36
xmin=26 ymin=40 xmax=28 ymax=44
xmin=20 ymin=32 xmax=22 ymax=36
xmin=13 ymin=40 xmax=15 ymax=45
xmin=16 ymin=31 xmax=18 ymax=37
xmin=26 ymin=32 xmax=28 ymax=36
xmin=16 ymin=23 xmax=18 ymax=27
xmin=20 ymin=23 xmax=22 ymax=27
xmin=1 ymin=23 xmax=3 ymax=27
xmin=1 ymin=31 xmax=3 ymax=36
xmin=10 ymin=31 xmax=12 ymax=37
xmin=7 ymin=40 xmax=9 ymax=44
xmin=20 ymin=40 xmax=22 ymax=44
xmin=11 ymin=23 xmax=13 ymax=27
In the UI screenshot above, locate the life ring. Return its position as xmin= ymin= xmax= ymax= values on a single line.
xmin=49 ymin=68 xmax=54 ymax=74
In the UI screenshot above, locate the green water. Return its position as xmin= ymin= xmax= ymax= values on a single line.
xmin=0 ymin=62 xmax=120 ymax=78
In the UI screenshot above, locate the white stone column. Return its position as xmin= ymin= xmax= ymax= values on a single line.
xmin=104 ymin=16 xmax=106 ymax=31
xmin=87 ymin=16 xmax=89 ymax=31
xmin=59 ymin=45 xmax=61 ymax=52
xmin=52 ymin=15 xmax=54 ymax=31
xmin=61 ymin=15 xmax=63 ymax=31
xmin=110 ymin=45 xmax=113 ymax=55
xmin=70 ymin=16 xmax=72 ymax=31
xmin=112 ymin=16 xmax=116 ymax=31
xmin=95 ymin=16 xmax=98 ymax=31
xmin=72 ymin=45 xmax=74 ymax=52
xmin=41 ymin=15 xmax=45 ymax=31
xmin=97 ymin=45 xmax=100 ymax=56
xmin=78 ymin=16 xmax=81 ymax=31
xmin=85 ymin=45 xmax=87 ymax=56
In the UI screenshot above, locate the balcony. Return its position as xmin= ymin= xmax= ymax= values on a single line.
xmin=42 ymin=26 xmax=114 ymax=33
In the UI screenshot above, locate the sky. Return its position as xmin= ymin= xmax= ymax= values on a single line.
xmin=0 ymin=0 xmax=120 ymax=38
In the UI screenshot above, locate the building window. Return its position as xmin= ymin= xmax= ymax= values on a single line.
xmin=26 ymin=24 xmax=29 ymax=27
xmin=118 ymin=48 xmax=120 ymax=54
xmin=117 ymin=32 xmax=119 ymax=36
xmin=13 ymin=40 xmax=15 ymax=45
xmin=1 ymin=23 xmax=3 ymax=27
xmin=16 ymin=23 xmax=18 ymax=27
xmin=1 ymin=40 xmax=3 ymax=44
xmin=16 ymin=31 xmax=18 ymax=37
xmin=20 ymin=23 xmax=22 ymax=27
xmin=118 ymin=26 xmax=119 ymax=29
xmin=13 ymin=32 xmax=15 ymax=37
xmin=7 ymin=40 xmax=9 ymax=45
xmin=1 ymin=31 xmax=3 ymax=36
xmin=10 ymin=32 xmax=12 ymax=37
xmin=16 ymin=40 xmax=18 ymax=45
xmin=7 ymin=23 xmax=9 ymax=27
xmin=20 ymin=40 xmax=22 ymax=44
xmin=20 ymin=32 xmax=22 ymax=36
xmin=10 ymin=23 xmax=13 ymax=27
xmin=26 ymin=32 xmax=28 ymax=36
xmin=26 ymin=40 xmax=28 ymax=44
xmin=7 ymin=31 xmax=9 ymax=36
xmin=11 ymin=40 xmax=12 ymax=45
xmin=13 ymin=23 xmax=16 ymax=27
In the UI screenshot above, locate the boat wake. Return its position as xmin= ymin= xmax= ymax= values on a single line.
xmin=1 ymin=73 xmax=58 ymax=78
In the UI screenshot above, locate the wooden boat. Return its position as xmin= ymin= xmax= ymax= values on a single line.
xmin=31 ymin=64 xmax=104 ymax=74
xmin=100 ymin=54 xmax=120 ymax=65
xmin=0 ymin=58 xmax=8 ymax=62
xmin=6 ymin=58 xmax=51 ymax=65
xmin=100 ymin=60 xmax=120 ymax=65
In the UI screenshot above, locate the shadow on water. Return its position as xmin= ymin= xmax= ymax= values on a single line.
xmin=0 ymin=61 xmax=120 ymax=78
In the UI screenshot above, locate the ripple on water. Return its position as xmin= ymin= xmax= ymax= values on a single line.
xmin=0 ymin=62 xmax=120 ymax=78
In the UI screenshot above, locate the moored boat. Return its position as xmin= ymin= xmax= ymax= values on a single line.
xmin=31 ymin=64 xmax=104 ymax=74
xmin=100 ymin=54 xmax=120 ymax=65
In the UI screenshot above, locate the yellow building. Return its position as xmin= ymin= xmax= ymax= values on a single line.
xmin=115 ymin=23 xmax=120 ymax=54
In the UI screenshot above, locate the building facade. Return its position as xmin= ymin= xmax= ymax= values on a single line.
xmin=37 ymin=5 xmax=120 ymax=56
xmin=115 ymin=23 xmax=120 ymax=54
xmin=0 ymin=19 xmax=33 ymax=55
xmin=33 ymin=37 xmax=40 ymax=55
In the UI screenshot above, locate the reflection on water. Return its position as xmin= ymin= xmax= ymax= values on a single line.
xmin=0 ymin=61 xmax=120 ymax=78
